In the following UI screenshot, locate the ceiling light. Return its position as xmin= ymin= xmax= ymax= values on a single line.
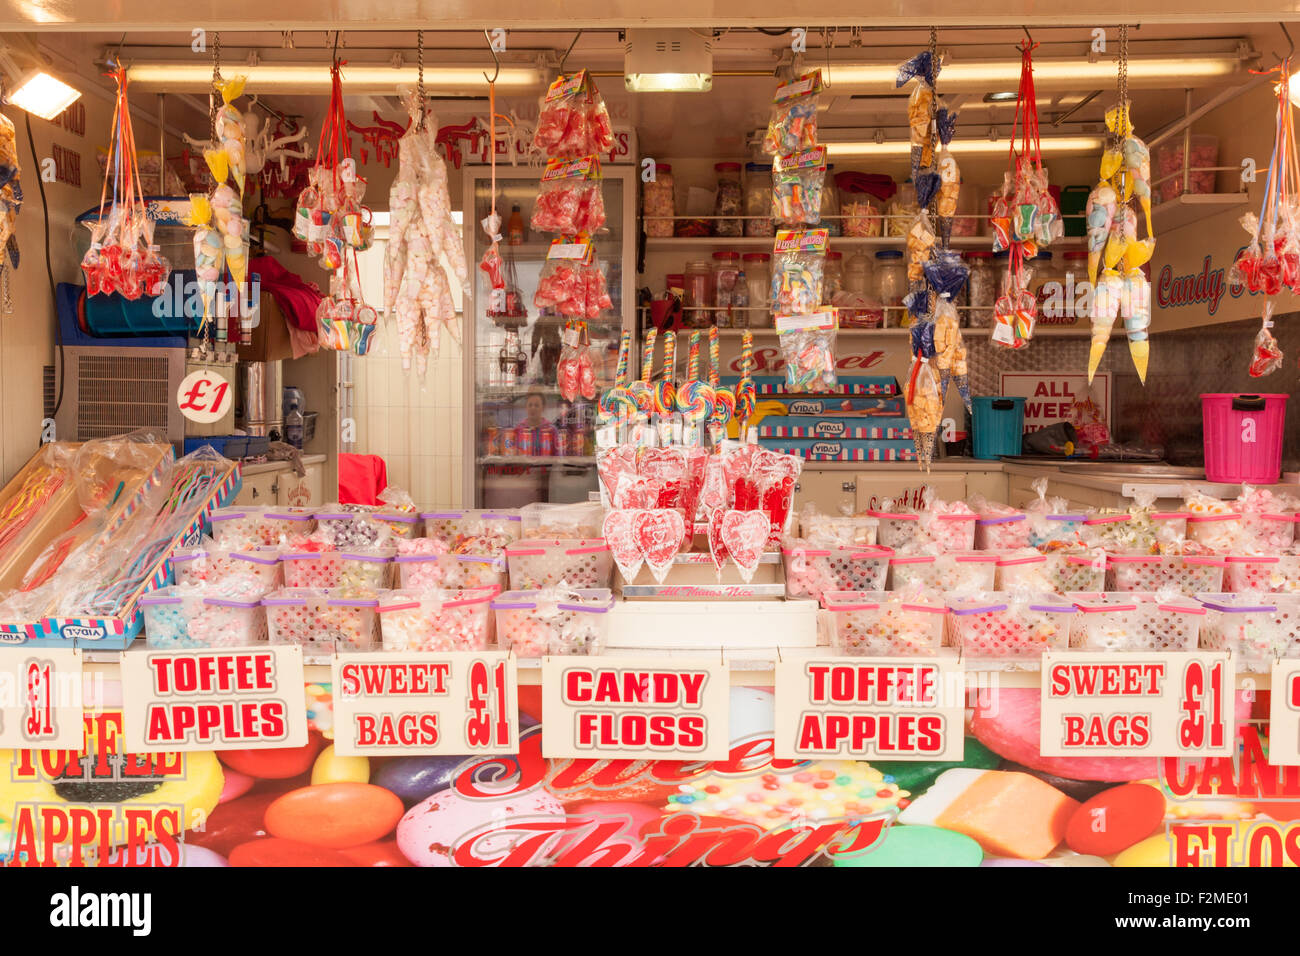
xmin=124 ymin=60 xmax=545 ymax=94
xmin=624 ymin=29 xmax=713 ymax=93
xmin=983 ymin=91 xmax=1018 ymax=103
xmin=822 ymin=54 xmax=1244 ymax=93
xmin=821 ymin=134 xmax=1106 ymax=158
xmin=5 ymin=68 xmax=81 ymax=119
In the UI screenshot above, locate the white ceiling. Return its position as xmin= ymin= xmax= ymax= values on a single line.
xmin=20 ymin=23 xmax=1299 ymax=160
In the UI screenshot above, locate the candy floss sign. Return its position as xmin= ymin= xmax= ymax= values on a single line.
xmin=541 ymin=659 xmax=730 ymax=759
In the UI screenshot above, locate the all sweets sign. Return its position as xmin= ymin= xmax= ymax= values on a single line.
xmin=331 ymin=652 xmax=519 ymax=757
xmin=1040 ymin=651 xmax=1235 ymax=757
xmin=773 ymin=658 xmax=965 ymax=761
xmin=121 ymin=647 xmax=308 ymax=752
xmin=541 ymin=658 xmax=729 ymax=759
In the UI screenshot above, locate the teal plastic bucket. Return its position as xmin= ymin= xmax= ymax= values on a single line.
xmin=971 ymin=397 xmax=1025 ymax=459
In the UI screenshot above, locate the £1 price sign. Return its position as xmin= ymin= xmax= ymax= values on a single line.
xmin=332 ymin=652 xmax=518 ymax=757
xmin=1268 ymin=659 xmax=1300 ymax=766
xmin=1040 ymin=651 xmax=1234 ymax=757
xmin=0 ymin=649 xmax=84 ymax=749
xmin=176 ymin=369 xmax=233 ymax=424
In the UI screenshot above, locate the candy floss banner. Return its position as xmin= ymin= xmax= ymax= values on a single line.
xmin=0 ymin=682 xmax=1297 ymax=868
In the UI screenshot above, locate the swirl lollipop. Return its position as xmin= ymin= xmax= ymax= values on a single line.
xmin=628 ymin=326 xmax=657 ymax=414
xmin=653 ymin=329 xmax=677 ymax=417
xmin=678 ymin=331 xmax=716 ymax=425
xmin=707 ymin=325 xmax=734 ymax=440
xmin=597 ymin=330 xmax=638 ymax=422
xmin=736 ymin=330 xmax=758 ymax=425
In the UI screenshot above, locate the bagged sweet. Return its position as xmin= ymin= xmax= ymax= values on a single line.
xmin=771 ymin=228 xmax=828 ymax=314
xmin=1025 ymin=477 xmax=1085 ymax=550
xmin=763 ymin=70 xmax=822 ymax=156
xmin=775 ymin=314 xmax=837 ymax=393
xmin=771 ymin=146 xmax=827 ymax=225
xmin=533 ymin=70 xmax=614 ymax=159
xmin=530 ymin=155 xmax=606 ymax=235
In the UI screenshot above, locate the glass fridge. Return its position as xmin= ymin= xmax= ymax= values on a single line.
xmin=462 ymin=165 xmax=637 ymax=508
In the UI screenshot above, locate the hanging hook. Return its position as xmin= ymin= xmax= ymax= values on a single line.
xmin=558 ymin=30 xmax=582 ymax=75
xmin=482 ymin=28 xmax=500 ymax=84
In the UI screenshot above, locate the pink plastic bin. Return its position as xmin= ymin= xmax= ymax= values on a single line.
xmin=1201 ymin=393 xmax=1287 ymax=484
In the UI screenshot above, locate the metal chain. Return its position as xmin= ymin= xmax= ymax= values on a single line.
xmin=210 ymin=31 xmax=222 ymax=142
xmin=2 ymin=265 xmax=11 ymax=316
xmin=1118 ymin=24 xmax=1128 ymax=110
xmin=417 ymin=31 xmax=425 ymax=130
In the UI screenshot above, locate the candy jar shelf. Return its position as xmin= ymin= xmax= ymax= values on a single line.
xmin=1149 ymin=192 xmax=1251 ymax=232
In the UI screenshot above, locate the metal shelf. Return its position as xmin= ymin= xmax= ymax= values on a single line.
xmin=1149 ymin=192 xmax=1251 ymax=232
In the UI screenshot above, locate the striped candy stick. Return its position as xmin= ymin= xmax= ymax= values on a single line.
xmin=628 ymin=326 xmax=657 ymax=413
xmin=708 ymin=325 xmax=734 ymax=441
xmin=653 ymin=330 xmax=677 ymax=416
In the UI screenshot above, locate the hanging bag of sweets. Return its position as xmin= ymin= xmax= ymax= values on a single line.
xmin=988 ymin=39 xmax=1060 ymax=350
xmin=82 ymin=67 xmax=171 ymax=302
xmin=297 ymin=58 xmax=377 ymax=355
xmin=533 ymin=69 xmax=615 ymax=159
xmin=763 ymin=70 xmax=823 ymax=156
xmin=1085 ymin=26 xmax=1158 ymax=383
xmin=531 ymin=155 xmax=606 ymax=235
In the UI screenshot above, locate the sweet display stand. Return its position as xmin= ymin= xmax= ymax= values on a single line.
xmin=0 ymin=456 xmax=241 ymax=648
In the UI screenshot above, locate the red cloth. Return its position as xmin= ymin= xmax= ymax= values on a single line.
xmin=250 ymin=255 xmax=323 ymax=334
xmin=338 ymin=453 xmax=388 ymax=506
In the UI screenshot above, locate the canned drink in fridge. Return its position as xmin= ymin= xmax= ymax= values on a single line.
xmin=484 ymin=425 xmax=500 ymax=456
xmin=539 ymin=426 xmax=556 ymax=456
xmin=517 ymin=425 xmax=534 ymax=456
xmin=501 ymin=427 xmax=517 ymax=456
xmin=570 ymin=424 xmax=586 ymax=456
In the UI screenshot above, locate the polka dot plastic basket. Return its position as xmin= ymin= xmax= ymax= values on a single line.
xmin=889 ymin=552 xmax=998 ymax=593
xmin=140 ymin=587 xmax=266 ymax=649
xmin=946 ymin=593 xmax=1075 ymax=660
xmin=504 ymin=539 xmax=613 ymax=590
xmin=799 ymin=513 xmax=879 ymax=548
xmin=519 ymin=501 xmax=605 ymax=539
xmin=1067 ymin=591 xmax=1206 ymax=652
xmin=782 ymin=545 xmax=893 ymax=601
xmin=170 ymin=547 xmax=283 ymax=591
xmin=822 ymin=590 xmax=947 ymax=656
xmin=868 ymin=511 xmax=922 ymax=550
xmin=995 ymin=549 xmax=1106 ymax=594
xmin=975 ymin=512 xmax=1031 ymax=550
xmin=209 ymin=506 xmax=316 ymax=548
xmin=396 ymin=553 xmax=508 ymax=592
xmin=263 ymin=588 xmax=379 ymax=663
xmin=1225 ymin=554 xmax=1300 ymax=593
xmin=281 ymin=550 xmax=393 ymax=590
xmin=420 ymin=509 xmax=522 ymax=549
xmin=377 ymin=587 xmax=496 ymax=652
xmin=1107 ymin=554 xmax=1227 ymax=595
xmin=491 ymin=588 xmax=614 ymax=657
xmin=1195 ymin=592 xmax=1300 ymax=672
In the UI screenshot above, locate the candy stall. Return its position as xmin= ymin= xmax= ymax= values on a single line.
xmin=0 ymin=13 xmax=1299 ymax=892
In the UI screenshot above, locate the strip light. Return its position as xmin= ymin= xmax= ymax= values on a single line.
xmin=822 ymin=134 xmax=1106 ymax=158
xmin=125 ymin=61 xmax=545 ymax=93
xmin=822 ymin=54 xmax=1244 ymax=92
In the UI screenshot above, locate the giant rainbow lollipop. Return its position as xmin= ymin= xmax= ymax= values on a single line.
xmin=597 ymin=330 xmax=638 ymax=421
xmin=707 ymin=325 xmax=735 ymax=442
xmin=677 ymin=331 xmax=716 ymax=427
xmin=736 ymin=330 xmax=757 ymax=433
xmin=654 ymin=330 xmax=678 ymax=417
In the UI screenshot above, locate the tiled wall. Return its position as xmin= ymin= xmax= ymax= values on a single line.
xmin=1110 ymin=312 xmax=1300 ymax=469
xmin=348 ymin=319 xmax=464 ymax=509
